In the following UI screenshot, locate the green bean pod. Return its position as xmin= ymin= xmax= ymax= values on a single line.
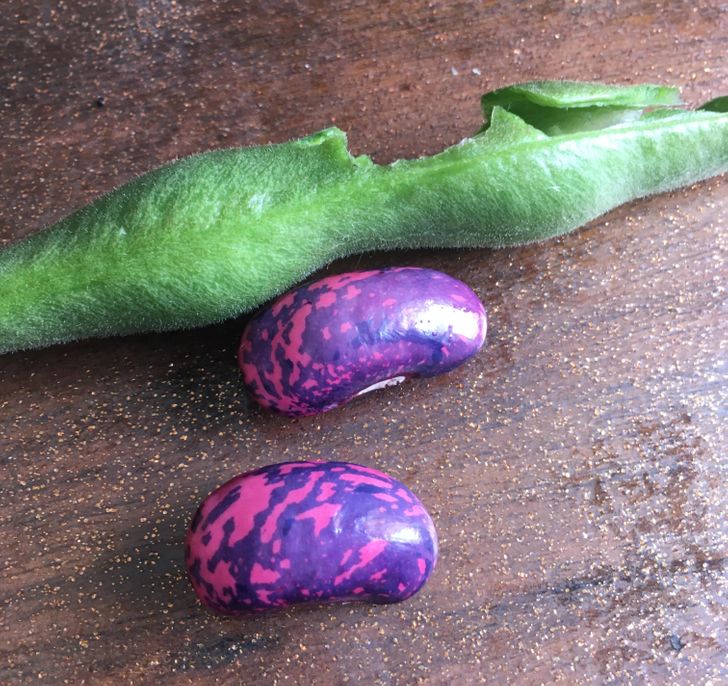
xmin=1 ymin=80 xmax=726 ymax=354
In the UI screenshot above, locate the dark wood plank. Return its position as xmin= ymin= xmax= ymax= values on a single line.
xmin=1 ymin=1 xmax=726 ymax=684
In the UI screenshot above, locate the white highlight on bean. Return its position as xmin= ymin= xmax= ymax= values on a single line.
xmin=356 ymin=375 xmax=407 ymax=396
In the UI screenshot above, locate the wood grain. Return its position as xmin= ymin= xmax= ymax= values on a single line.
xmin=1 ymin=1 xmax=726 ymax=684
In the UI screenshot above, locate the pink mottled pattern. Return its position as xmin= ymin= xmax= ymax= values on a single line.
xmin=238 ymin=267 xmax=487 ymax=416
xmin=185 ymin=461 xmax=438 ymax=614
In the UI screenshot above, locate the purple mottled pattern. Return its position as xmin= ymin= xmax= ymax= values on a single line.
xmin=185 ymin=461 xmax=438 ymax=614
xmin=239 ymin=267 xmax=487 ymax=416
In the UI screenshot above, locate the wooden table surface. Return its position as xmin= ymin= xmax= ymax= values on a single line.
xmin=1 ymin=2 xmax=726 ymax=684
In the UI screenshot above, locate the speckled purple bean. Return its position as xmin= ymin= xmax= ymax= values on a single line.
xmin=238 ymin=267 xmax=487 ymax=416
xmin=185 ymin=461 xmax=438 ymax=614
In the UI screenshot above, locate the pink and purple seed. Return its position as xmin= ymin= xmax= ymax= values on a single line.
xmin=239 ymin=267 xmax=487 ymax=416
xmin=185 ymin=461 xmax=438 ymax=614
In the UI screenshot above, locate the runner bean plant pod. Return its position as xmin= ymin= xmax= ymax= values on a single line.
xmin=1 ymin=81 xmax=726 ymax=354
xmin=238 ymin=267 xmax=487 ymax=416
xmin=185 ymin=460 xmax=438 ymax=614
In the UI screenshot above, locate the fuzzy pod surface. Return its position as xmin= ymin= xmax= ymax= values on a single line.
xmin=1 ymin=80 xmax=726 ymax=354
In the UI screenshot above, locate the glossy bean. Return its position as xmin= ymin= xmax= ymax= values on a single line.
xmin=185 ymin=461 xmax=438 ymax=614
xmin=238 ymin=267 xmax=487 ymax=416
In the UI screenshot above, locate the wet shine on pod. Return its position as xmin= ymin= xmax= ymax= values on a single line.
xmin=238 ymin=267 xmax=487 ymax=416
xmin=185 ymin=461 xmax=438 ymax=614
